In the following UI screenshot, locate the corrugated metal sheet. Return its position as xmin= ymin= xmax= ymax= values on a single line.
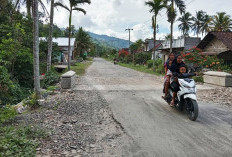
xmin=39 ymin=37 xmax=76 ymax=46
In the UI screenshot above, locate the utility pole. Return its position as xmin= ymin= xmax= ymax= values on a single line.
xmin=125 ymin=28 xmax=133 ymax=63
xmin=125 ymin=28 xmax=133 ymax=47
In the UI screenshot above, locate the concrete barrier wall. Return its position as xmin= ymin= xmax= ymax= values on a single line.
xmin=204 ymin=71 xmax=232 ymax=87
xmin=61 ymin=71 xmax=76 ymax=89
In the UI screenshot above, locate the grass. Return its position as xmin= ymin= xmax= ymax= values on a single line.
xmin=193 ymin=76 xmax=204 ymax=83
xmin=70 ymin=61 xmax=93 ymax=76
xmin=118 ymin=63 xmax=163 ymax=76
xmin=0 ymin=106 xmax=49 ymax=157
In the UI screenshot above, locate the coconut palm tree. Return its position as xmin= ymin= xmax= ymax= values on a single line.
xmin=47 ymin=0 xmax=54 ymax=72
xmin=74 ymin=27 xmax=92 ymax=58
xmin=210 ymin=12 xmax=232 ymax=32
xmin=145 ymin=0 xmax=166 ymax=69
xmin=165 ymin=0 xmax=185 ymax=53
xmin=55 ymin=0 xmax=91 ymax=70
xmin=192 ymin=10 xmax=205 ymax=38
xmin=178 ymin=12 xmax=193 ymax=36
xmin=200 ymin=14 xmax=211 ymax=36
xmin=15 ymin=0 xmax=48 ymax=18
xmin=32 ymin=0 xmax=41 ymax=98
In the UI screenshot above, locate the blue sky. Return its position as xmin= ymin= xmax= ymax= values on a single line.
xmin=40 ymin=0 xmax=232 ymax=41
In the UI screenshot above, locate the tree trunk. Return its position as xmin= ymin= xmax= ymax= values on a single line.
xmin=68 ymin=10 xmax=72 ymax=70
xmin=26 ymin=1 xmax=32 ymax=18
xmin=32 ymin=0 xmax=40 ymax=98
xmin=153 ymin=15 xmax=157 ymax=71
xmin=170 ymin=21 xmax=173 ymax=53
xmin=170 ymin=0 xmax=174 ymax=53
xmin=47 ymin=0 xmax=54 ymax=72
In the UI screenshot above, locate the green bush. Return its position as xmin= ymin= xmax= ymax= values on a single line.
xmin=220 ymin=64 xmax=232 ymax=73
xmin=147 ymin=60 xmax=153 ymax=68
xmin=0 ymin=105 xmax=17 ymax=123
xmin=41 ymin=70 xmax=60 ymax=89
xmin=125 ymin=54 xmax=133 ymax=63
xmin=0 ymin=66 xmax=24 ymax=106
xmin=193 ymin=76 xmax=204 ymax=83
xmin=154 ymin=59 xmax=164 ymax=74
xmin=23 ymin=92 xmax=39 ymax=108
xmin=134 ymin=52 xmax=151 ymax=65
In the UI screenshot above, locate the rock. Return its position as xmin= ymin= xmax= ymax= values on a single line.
xmin=90 ymin=144 xmax=95 ymax=148
xmin=13 ymin=102 xmax=27 ymax=114
xmin=71 ymin=119 xmax=78 ymax=124
xmin=38 ymin=99 xmax=45 ymax=106
xmin=70 ymin=146 xmax=77 ymax=149
xmin=71 ymin=150 xmax=77 ymax=154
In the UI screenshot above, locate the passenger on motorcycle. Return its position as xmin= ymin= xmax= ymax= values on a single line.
xmin=162 ymin=53 xmax=175 ymax=99
xmin=170 ymin=65 xmax=187 ymax=106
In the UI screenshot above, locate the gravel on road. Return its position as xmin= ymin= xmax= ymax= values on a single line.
xmin=15 ymin=77 xmax=135 ymax=157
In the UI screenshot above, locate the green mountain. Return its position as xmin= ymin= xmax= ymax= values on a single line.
xmin=88 ymin=32 xmax=130 ymax=50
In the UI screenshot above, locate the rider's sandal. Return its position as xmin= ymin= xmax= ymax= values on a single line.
xmin=162 ymin=96 xmax=167 ymax=100
xmin=170 ymin=100 xmax=175 ymax=107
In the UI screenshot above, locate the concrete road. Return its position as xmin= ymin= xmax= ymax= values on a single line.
xmin=79 ymin=58 xmax=232 ymax=157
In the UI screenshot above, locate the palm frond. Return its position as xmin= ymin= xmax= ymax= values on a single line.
xmin=75 ymin=0 xmax=91 ymax=5
xmin=73 ymin=7 xmax=86 ymax=14
xmin=54 ymin=2 xmax=70 ymax=12
xmin=174 ymin=0 xmax=185 ymax=14
xmin=39 ymin=0 xmax=49 ymax=16
xmin=71 ymin=0 xmax=91 ymax=6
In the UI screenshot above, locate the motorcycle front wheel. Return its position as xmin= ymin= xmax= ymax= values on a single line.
xmin=185 ymin=98 xmax=199 ymax=121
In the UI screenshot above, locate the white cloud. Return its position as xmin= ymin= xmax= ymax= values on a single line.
xmin=41 ymin=0 xmax=232 ymax=42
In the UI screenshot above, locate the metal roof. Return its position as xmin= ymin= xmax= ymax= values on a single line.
xmin=39 ymin=37 xmax=76 ymax=47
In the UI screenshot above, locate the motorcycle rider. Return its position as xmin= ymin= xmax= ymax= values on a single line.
xmin=169 ymin=55 xmax=185 ymax=106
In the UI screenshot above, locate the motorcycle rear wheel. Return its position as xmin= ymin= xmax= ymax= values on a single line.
xmin=185 ymin=98 xmax=199 ymax=121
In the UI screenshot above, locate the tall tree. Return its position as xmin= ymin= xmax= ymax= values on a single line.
xmin=32 ymin=0 xmax=40 ymax=98
xmin=55 ymin=0 xmax=91 ymax=70
xmin=210 ymin=12 xmax=232 ymax=32
xmin=47 ymin=0 xmax=54 ymax=72
xmin=178 ymin=12 xmax=193 ymax=36
xmin=15 ymin=0 xmax=48 ymax=18
xmin=192 ymin=10 xmax=205 ymax=38
xmin=75 ymin=27 xmax=92 ymax=58
xmin=201 ymin=14 xmax=211 ymax=36
xmin=145 ymin=0 xmax=166 ymax=69
xmin=165 ymin=0 xmax=185 ymax=53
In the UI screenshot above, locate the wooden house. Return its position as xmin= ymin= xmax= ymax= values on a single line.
xmin=197 ymin=32 xmax=232 ymax=64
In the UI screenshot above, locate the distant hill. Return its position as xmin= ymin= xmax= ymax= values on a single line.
xmin=88 ymin=32 xmax=130 ymax=50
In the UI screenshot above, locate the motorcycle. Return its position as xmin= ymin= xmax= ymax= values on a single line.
xmin=165 ymin=73 xmax=199 ymax=121
xmin=113 ymin=58 xmax=118 ymax=64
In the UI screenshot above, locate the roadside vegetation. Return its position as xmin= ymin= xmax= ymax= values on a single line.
xmin=0 ymin=1 xmax=95 ymax=156
xmin=70 ymin=61 xmax=93 ymax=76
xmin=104 ymin=39 xmax=165 ymax=75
